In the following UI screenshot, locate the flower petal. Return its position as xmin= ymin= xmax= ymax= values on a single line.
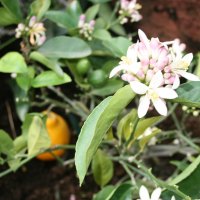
xmin=109 ymin=65 xmax=124 ymax=78
xmin=149 ymin=71 xmax=164 ymax=88
xmin=138 ymin=29 xmax=150 ymax=51
xmin=156 ymin=88 xmax=178 ymax=99
xmin=139 ymin=185 xmax=150 ymax=200
xmin=151 ymin=187 xmax=162 ymax=200
xmin=182 ymin=53 xmax=193 ymax=65
xmin=130 ymin=81 xmax=148 ymax=94
xmin=138 ymin=95 xmax=150 ymax=118
xmin=172 ymin=74 xmax=180 ymax=89
xmin=177 ymin=70 xmax=200 ymax=81
xmin=152 ymin=98 xmax=167 ymax=116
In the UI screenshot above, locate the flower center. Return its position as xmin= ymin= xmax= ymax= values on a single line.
xmin=148 ymin=89 xmax=159 ymax=100
xmin=121 ymin=56 xmax=132 ymax=65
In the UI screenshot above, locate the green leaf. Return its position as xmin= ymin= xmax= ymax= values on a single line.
xmin=32 ymin=70 xmax=71 ymax=88
xmin=0 ymin=0 xmax=22 ymax=20
xmin=0 ymin=130 xmax=14 ymax=157
xmin=45 ymin=10 xmax=78 ymax=29
xmin=39 ymin=36 xmax=92 ymax=58
xmin=93 ymin=185 xmax=116 ymax=200
xmin=134 ymin=116 xmax=162 ymax=140
xmin=92 ymin=149 xmax=114 ymax=187
xmin=66 ymin=0 xmax=82 ymax=21
xmin=26 ymin=114 xmax=51 ymax=156
xmin=117 ymin=109 xmax=138 ymax=141
xmin=110 ymin=183 xmax=134 ymax=200
xmin=30 ymin=0 xmax=51 ymax=20
xmin=16 ymin=67 xmax=35 ymax=92
xmin=194 ymin=53 xmax=200 ymax=77
xmin=75 ymin=85 xmax=135 ymax=185
xmin=30 ymin=51 xmax=63 ymax=76
xmin=85 ymin=4 xmax=99 ymax=21
xmin=139 ymin=128 xmax=161 ymax=151
xmin=93 ymin=29 xmax=112 ymax=41
xmin=0 ymin=7 xmax=19 ymax=26
xmin=91 ymin=79 xmax=124 ymax=96
xmin=173 ymin=81 xmax=200 ymax=108
xmin=0 ymin=52 xmax=27 ymax=73
xmin=169 ymin=154 xmax=200 ymax=185
xmin=103 ymin=37 xmax=132 ymax=58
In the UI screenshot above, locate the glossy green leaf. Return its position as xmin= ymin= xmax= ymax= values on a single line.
xmin=45 ymin=10 xmax=78 ymax=29
xmin=92 ymin=149 xmax=114 ymax=187
xmin=75 ymin=85 xmax=135 ymax=185
xmin=66 ymin=0 xmax=82 ymax=21
xmin=32 ymin=70 xmax=71 ymax=88
xmin=85 ymin=4 xmax=99 ymax=21
xmin=0 ymin=52 xmax=27 ymax=73
xmin=110 ymin=183 xmax=134 ymax=200
xmin=39 ymin=36 xmax=92 ymax=58
xmin=0 ymin=0 xmax=22 ymax=20
xmin=26 ymin=115 xmax=51 ymax=156
xmin=0 ymin=7 xmax=19 ymax=26
xmin=0 ymin=130 xmax=14 ymax=157
xmin=173 ymin=81 xmax=200 ymax=108
xmin=30 ymin=0 xmax=51 ymax=20
xmin=30 ymin=51 xmax=63 ymax=76
xmin=103 ymin=37 xmax=131 ymax=58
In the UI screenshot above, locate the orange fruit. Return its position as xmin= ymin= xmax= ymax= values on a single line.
xmin=36 ymin=111 xmax=70 ymax=161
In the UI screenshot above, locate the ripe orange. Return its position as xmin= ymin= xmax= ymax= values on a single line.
xmin=36 ymin=111 xmax=70 ymax=161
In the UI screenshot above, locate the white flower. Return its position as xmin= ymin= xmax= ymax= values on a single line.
xmin=130 ymin=71 xmax=178 ymax=118
xmin=171 ymin=53 xmax=199 ymax=88
xmin=139 ymin=185 xmax=161 ymax=200
xmin=138 ymin=185 xmax=175 ymax=200
xmin=109 ymin=45 xmax=140 ymax=78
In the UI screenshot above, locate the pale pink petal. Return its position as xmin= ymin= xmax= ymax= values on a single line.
xmin=139 ymin=185 xmax=150 ymax=200
xmin=152 ymin=98 xmax=167 ymax=116
xmin=177 ymin=70 xmax=200 ymax=81
xmin=172 ymin=74 xmax=180 ymax=89
xmin=182 ymin=53 xmax=193 ymax=65
xmin=156 ymin=88 xmax=178 ymax=99
xmin=149 ymin=71 xmax=164 ymax=88
xmin=138 ymin=29 xmax=150 ymax=51
xmin=127 ymin=44 xmax=136 ymax=59
xmin=151 ymin=187 xmax=162 ymax=200
xmin=130 ymin=81 xmax=148 ymax=94
xmin=138 ymin=95 xmax=150 ymax=118
xmin=109 ymin=65 xmax=124 ymax=78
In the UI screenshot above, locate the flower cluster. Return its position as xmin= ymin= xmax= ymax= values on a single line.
xmin=182 ymin=105 xmax=200 ymax=117
xmin=138 ymin=185 xmax=175 ymax=200
xmin=119 ymin=0 xmax=142 ymax=24
xmin=15 ymin=16 xmax=46 ymax=46
xmin=110 ymin=30 xmax=199 ymax=118
xmin=78 ymin=14 xmax=95 ymax=41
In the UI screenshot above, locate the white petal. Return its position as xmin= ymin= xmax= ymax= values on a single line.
xmin=182 ymin=53 xmax=193 ymax=64
xmin=129 ymin=62 xmax=141 ymax=74
xmin=130 ymin=81 xmax=148 ymax=94
xmin=151 ymin=187 xmax=162 ymax=200
xmin=138 ymin=29 xmax=150 ymax=50
xmin=149 ymin=71 xmax=164 ymax=88
xmin=172 ymin=74 xmax=180 ymax=89
xmin=138 ymin=95 xmax=150 ymax=118
xmin=156 ymin=88 xmax=178 ymax=99
xmin=178 ymin=70 xmax=200 ymax=81
xmin=139 ymin=185 xmax=150 ymax=200
xmin=127 ymin=44 xmax=136 ymax=59
xmin=171 ymin=196 xmax=176 ymax=200
xmin=152 ymin=98 xmax=167 ymax=116
xmin=109 ymin=65 xmax=124 ymax=78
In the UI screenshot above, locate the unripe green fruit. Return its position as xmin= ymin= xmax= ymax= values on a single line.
xmin=76 ymin=58 xmax=91 ymax=75
xmin=88 ymin=69 xmax=107 ymax=88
